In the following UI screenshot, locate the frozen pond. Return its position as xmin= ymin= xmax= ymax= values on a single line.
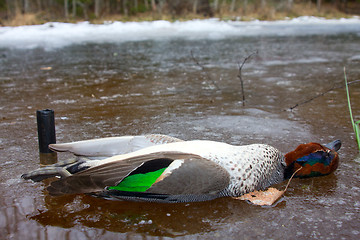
xmin=1 ymin=18 xmax=360 ymax=239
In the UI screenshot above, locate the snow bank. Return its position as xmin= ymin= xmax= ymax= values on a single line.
xmin=0 ymin=17 xmax=359 ymax=50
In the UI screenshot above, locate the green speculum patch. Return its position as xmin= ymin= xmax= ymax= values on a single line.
xmin=108 ymin=168 xmax=166 ymax=192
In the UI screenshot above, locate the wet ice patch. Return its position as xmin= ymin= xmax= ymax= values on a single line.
xmin=138 ymin=220 xmax=153 ymax=225
xmin=192 ymin=115 xmax=310 ymax=140
xmin=349 ymin=55 xmax=360 ymax=61
xmin=5 ymin=178 xmax=22 ymax=186
xmin=1 ymin=160 xmax=14 ymax=166
xmin=51 ymin=99 xmax=77 ymax=104
xmin=46 ymin=78 xmax=63 ymax=82
xmin=162 ymin=108 xmax=313 ymax=147
xmin=264 ymin=57 xmax=328 ymax=66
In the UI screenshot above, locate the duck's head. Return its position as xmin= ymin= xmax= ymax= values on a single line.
xmin=284 ymin=139 xmax=341 ymax=179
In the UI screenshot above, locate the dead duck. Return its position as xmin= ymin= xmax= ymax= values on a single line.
xmin=22 ymin=134 xmax=341 ymax=203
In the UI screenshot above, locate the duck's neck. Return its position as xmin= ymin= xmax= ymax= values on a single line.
xmin=283 ymin=160 xmax=297 ymax=179
xmin=283 ymin=146 xmax=308 ymax=179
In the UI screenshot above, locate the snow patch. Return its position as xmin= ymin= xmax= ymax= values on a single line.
xmin=0 ymin=17 xmax=359 ymax=50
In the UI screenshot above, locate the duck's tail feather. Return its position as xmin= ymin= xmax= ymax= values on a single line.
xmin=21 ymin=158 xmax=90 ymax=182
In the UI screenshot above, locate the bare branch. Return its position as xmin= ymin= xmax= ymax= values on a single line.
xmin=190 ymin=50 xmax=220 ymax=90
xmin=237 ymin=51 xmax=258 ymax=106
xmin=288 ymin=79 xmax=360 ymax=110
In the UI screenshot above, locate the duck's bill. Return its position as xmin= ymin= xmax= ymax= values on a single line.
xmin=324 ymin=139 xmax=341 ymax=152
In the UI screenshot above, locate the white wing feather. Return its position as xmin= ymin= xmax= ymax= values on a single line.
xmin=49 ymin=134 xmax=183 ymax=159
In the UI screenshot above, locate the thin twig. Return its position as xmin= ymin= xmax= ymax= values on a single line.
xmin=190 ymin=50 xmax=220 ymax=90
xmin=284 ymin=167 xmax=303 ymax=192
xmin=288 ymin=79 xmax=360 ymax=110
xmin=237 ymin=51 xmax=258 ymax=106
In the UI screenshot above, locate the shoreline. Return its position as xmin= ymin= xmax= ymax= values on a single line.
xmin=1 ymin=2 xmax=359 ymax=27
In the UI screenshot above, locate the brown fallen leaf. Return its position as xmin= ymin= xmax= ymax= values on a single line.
xmin=234 ymin=167 xmax=302 ymax=206
xmin=235 ymin=187 xmax=285 ymax=206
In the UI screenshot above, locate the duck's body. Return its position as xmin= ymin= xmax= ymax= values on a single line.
xmin=22 ymin=134 xmax=341 ymax=203
xmin=84 ymin=140 xmax=285 ymax=198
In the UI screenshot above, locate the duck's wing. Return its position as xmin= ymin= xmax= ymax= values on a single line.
xmin=47 ymin=152 xmax=230 ymax=202
xmin=49 ymin=134 xmax=183 ymax=159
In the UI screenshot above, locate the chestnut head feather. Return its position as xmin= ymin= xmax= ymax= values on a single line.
xmin=284 ymin=140 xmax=341 ymax=179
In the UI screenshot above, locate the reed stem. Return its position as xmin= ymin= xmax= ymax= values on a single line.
xmin=344 ymin=67 xmax=360 ymax=151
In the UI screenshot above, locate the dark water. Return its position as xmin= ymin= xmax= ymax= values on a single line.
xmin=1 ymin=28 xmax=360 ymax=239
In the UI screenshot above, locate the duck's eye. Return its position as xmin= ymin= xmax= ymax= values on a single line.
xmin=318 ymin=150 xmax=330 ymax=158
xmin=322 ymin=150 xmax=331 ymax=159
